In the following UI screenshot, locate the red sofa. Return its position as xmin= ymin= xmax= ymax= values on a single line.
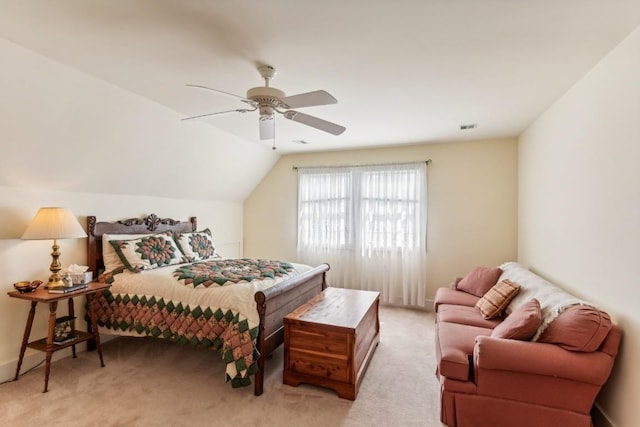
xmin=434 ymin=262 xmax=621 ymax=427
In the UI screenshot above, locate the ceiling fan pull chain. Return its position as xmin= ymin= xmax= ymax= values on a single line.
xmin=272 ymin=117 xmax=277 ymax=150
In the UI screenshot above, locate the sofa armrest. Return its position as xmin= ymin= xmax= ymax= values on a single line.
xmin=473 ymin=336 xmax=616 ymax=413
xmin=474 ymin=335 xmax=614 ymax=385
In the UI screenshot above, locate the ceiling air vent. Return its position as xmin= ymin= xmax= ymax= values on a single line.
xmin=460 ymin=123 xmax=477 ymax=130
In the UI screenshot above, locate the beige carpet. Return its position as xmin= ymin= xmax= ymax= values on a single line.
xmin=0 ymin=306 xmax=443 ymax=427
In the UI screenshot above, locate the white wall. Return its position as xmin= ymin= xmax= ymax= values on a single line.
xmin=244 ymin=138 xmax=518 ymax=303
xmin=518 ymin=26 xmax=640 ymax=427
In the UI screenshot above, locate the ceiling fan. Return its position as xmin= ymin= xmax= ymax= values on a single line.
xmin=182 ymin=65 xmax=346 ymax=141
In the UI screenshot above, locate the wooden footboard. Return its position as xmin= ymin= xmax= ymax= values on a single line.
xmin=253 ymin=263 xmax=329 ymax=395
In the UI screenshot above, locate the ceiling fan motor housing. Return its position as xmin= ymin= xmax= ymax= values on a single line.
xmin=247 ymin=86 xmax=285 ymax=118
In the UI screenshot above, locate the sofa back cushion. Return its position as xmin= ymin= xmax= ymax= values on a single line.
xmin=538 ymin=304 xmax=612 ymax=352
xmin=456 ymin=266 xmax=503 ymax=297
xmin=475 ymin=279 xmax=520 ymax=319
xmin=491 ymin=298 xmax=542 ymax=340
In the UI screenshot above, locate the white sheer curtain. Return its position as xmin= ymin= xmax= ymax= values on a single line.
xmin=297 ymin=162 xmax=427 ymax=307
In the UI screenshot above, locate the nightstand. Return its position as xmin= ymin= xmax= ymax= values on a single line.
xmin=7 ymin=281 xmax=111 ymax=392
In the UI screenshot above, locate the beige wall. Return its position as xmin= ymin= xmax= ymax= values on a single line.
xmin=519 ymin=26 xmax=640 ymax=427
xmin=244 ymin=138 xmax=518 ymax=303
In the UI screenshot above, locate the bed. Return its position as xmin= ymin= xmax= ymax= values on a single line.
xmin=86 ymin=213 xmax=329 ymax=395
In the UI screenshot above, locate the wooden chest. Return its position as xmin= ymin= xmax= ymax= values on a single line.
xmin=283 ymin=287 xmax=380 ymax=400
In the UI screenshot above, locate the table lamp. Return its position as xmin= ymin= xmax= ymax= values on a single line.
xmin=21 ymin=207 xmax=87 ymax=288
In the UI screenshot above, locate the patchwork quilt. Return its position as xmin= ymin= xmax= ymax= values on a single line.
xmin=95 ymin=258 xmax=305 ymax=387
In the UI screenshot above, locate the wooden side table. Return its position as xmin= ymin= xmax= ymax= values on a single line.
xmin=7 ymin=281 xmax=111 ymax=392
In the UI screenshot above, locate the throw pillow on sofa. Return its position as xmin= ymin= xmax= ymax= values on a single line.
xmin=475 ymin=279 xmax=520 ymax=319
xmin=538 ymin=304 xmax=612 ymax=352
xmin=456 ymin=266 xmax=503 ymax=297
xmin=491 ymin=298 xmax=542 ymax=340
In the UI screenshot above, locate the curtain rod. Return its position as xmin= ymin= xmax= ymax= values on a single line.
xmin=292 ymin=159 xmax=431 ymax=171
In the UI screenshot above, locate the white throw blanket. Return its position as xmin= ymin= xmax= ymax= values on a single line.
xmin=499 ymin=262 xmax=590 ymax=341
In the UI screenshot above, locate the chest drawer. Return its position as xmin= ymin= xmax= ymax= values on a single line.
xmin=286 ymin=323 xmax=349 ymax=355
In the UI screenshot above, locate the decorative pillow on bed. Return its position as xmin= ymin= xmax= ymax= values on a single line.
xmin=173 ymin=229 xmax=218 ymax=262
xmin=475 ymin=279 xmax=520 ymax=319
xmin=102 ymin=233 xmax=150 ymax=271
xmin=110 ymin=233 xmax=186 ymax=272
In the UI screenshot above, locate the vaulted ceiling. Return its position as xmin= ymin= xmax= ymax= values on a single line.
xmin=2 ymin=1 xmax=639 ymax=154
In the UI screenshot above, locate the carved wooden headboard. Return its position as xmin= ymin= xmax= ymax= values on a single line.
xmin=87 ymin=213 xmax=197 ymax=275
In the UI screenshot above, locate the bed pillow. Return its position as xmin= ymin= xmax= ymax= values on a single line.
xmin=173 ymin=229 xmax=218 ymax=262
xmin=491 ymin=298 xmax=541 ymax=340
xmin=102 ymin=233 xmax=150 ymax=271
xmin=110 ymin=233 xmax=186 ymax=272
xmin=456 ymin=266 xmax=503 ymax=297
xmin=475 ymin=279 xmax=520 ymax=319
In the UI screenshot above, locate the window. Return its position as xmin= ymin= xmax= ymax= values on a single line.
xmin=297 ymin=162 xmax=427 ymax=306
xmin=298 ymin=171 xmax=352 ymax=249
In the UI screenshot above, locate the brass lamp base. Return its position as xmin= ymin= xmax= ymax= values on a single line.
xmin=48 ymin=239 xmax=64 ymax=288
xmin=48 ymin=277 xmax=65 ymax=288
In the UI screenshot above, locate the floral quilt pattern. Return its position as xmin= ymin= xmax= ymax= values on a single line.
xmin=173 ymin=258 xmax=294 ymax=288
xmin=110 ymin=233 xmax=185 ymax=272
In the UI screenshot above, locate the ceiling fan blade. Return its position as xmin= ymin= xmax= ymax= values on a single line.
xmin=181 ymin=108 xmax=255 ymax=121
xmin=279 ymin=90 xmax=337 ymax=109
xmin=282 ymin=111 xmax=346 ymax=135
xmin=259 ymin=116 xmax=275 ymax=140
xmin=185 ymin=84 xmax=258 ymax=108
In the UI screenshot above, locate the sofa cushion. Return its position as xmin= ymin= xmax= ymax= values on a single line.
xmin=456 ymin=266 xmax=503 ymax=297
xmin=475 ymin=279 xmax=520 ymax=319
xmin=436 ymin=321 xmax=493 ymax=381
xmin=538 ymin=304 xmax=612 ymax=352
xmin=434 ymin=288 xmax=480 ymax=312
xmin=437 ymin=305 xmax=503 ymax=329
xmin=491 ymin=298 xmax=541 ymax=340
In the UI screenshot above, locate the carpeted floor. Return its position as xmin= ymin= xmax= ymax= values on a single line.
xmin=0 ymin=306 xmax=443 ymax=427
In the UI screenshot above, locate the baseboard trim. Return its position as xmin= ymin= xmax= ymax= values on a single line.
xmin=0 ymin=347 xmax=74 ymax=385
xmin=592 ymin=403 xmax=615 ymax=427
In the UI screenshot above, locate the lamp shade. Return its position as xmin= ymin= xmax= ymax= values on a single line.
xmin=21 ymin=207 xmax=87 ymax=240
